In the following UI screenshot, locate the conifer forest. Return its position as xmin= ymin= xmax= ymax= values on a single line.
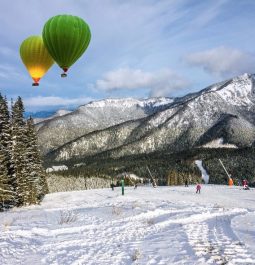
xmin=0 ymin=94 xmax=48 ymax=211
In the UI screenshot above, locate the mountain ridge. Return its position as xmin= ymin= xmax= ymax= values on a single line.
xmin=45 ymin=73 xmax=255 ymax=163
xmin=37 ymin=97 xmax=174 ymax=154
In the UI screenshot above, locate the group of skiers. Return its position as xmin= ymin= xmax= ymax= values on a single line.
xmin=185 ymin=178 xmax=250 ymax=194
xmin=111 ymin=177 xmax=250 ymax=193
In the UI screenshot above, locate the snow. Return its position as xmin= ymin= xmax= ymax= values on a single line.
xmin=201 ymin=138 xmax=238 ymax=149
xmin=116 ymin=173 xmax=143 ymax=182
xmin=34 ymin=109 xmax=72 ymax=124
xmin=45 ymin=168 xmax=54 ymax=173
xmin=36 ymin=97 xmax=174 ymax=155
xmin=232 ymin=212 xmax=255 ymax=254
xmin=46 ymin=165 xmax=68 ymax=173
xmin=83 ymin=98 xmax=173 ymax=109
xmin=1 ymin=185 xmax=255 ymax=265
xmin=215 ymin=73 xmax=254 ymax=107
xmin=74 ymin=163 xmax=86 ymax=168
xmin=195 ymin=160 xmax=210 ymax=184
xmin=55 ymin=110 xmax=72 ymax=116
xmin=52 ymin=165 xmax=68 ymax=171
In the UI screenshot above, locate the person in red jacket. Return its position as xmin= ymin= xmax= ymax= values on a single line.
xmin=242 ymin=179 xmax=249 ymax=190
xmin=196 ymin=183 xmax=201 ymax=194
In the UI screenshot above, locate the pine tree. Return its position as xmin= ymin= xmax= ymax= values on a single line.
xmin=11 ymin=97 xmax=30 ymax=205
xmin=0 ymin=144 xmax=16 ymax=210
xmin=1 ymin=95 xmax=48 ymax=208
xmin=0 ymin=94 xmax=15 ymax=176
xmin=25 ymin=117 xmax=48 ymax=203
xmin=0 ymin=94 xmax=16 ymax=209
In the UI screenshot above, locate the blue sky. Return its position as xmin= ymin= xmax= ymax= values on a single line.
xmin=0 ymin=0 xmax=255 ymax=111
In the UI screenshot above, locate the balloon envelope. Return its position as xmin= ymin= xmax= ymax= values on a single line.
xmin=42 ymin=14 xmax=91 ymax=76
xmin=20 ymin=36 xmax=54 ymax=86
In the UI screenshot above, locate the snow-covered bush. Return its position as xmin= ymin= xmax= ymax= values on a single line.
xmin=112 ymin=206 xmax=122 ymax=216
xmin=131 ymin=249 xmax=141 ymax=261
xmin=58 ymin=210 xmax=78 ymax=225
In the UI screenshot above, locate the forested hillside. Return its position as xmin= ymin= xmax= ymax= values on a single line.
xmin=45 ymin=147 xmax=255 ymax=188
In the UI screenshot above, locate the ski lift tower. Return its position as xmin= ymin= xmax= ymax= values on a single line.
xmin=146 ymin=166 xmax=157 ymax=188
xmin=218 ymin=159 xmax=233 ymax=186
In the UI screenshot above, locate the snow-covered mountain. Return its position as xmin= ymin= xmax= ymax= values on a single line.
xmin=47 ymin=73 xmax=255 ymax=162
xmin=36 ymin=97 xmax=173 ymax=154
xmin=34 ymin=109 xmax=72 ymax=125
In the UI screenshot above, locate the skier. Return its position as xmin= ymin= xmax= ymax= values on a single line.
xmin=242 ymin=179 xmax=247 ymax=187
xmin=244 ymin=184 xmax=250 ymax=190
xmin=243 ymin=179 xmax=249 ymax=190
xmin=110 ymin=183 xmax=114 ymax=191
xmin=196 ymin=183 xmax=201 ymax=194
xmin=185 ymin=179 xmax=189 ymax=187
xmin=228 ymin=178 xmax=234 ymax=186
xmin=237 ymin=179 xmax=242 ymax=186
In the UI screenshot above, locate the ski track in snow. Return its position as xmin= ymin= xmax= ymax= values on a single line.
xmin=0 ymin=186 xmax=255 ymax=265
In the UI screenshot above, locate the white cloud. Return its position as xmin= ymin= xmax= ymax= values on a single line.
xmin=94 ymin=68 xmax=190 ymax=97
xmin=23 ymin=96 xmax=92 ymax=107
xmin=184 ymin=46 xmax=255 ymax=77
xmin=96 ymin=68 xmax=151 ymax=91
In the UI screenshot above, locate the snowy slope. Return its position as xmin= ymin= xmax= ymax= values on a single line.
xmin=200 ymin=138 xmax=238 ymax=148
xmin=0 ymin=185 xmax=254 ymax=264
xmin=195 ymin=160 xmax=210 ymax=183
xmin=34 ymin=109 xmax=72 ymax=125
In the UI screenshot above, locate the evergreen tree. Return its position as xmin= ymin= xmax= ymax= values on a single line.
xmin=0 ymin=144 xmax=16 ymax=210
xmin=25 ymin=117 xmax=48 ymax=203
xmin=1 ymin=94 xmax=48 ymax=208
xmin=0 ymin=94 xmax=15 ymax=176
xmin=0 ymin=94 xmax=16 ymax=209
xmin=11 ymin=96 xmax=30 ymax=205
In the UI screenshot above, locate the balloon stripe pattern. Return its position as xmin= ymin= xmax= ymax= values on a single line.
xmin=19 ymin=36 xmax=54 ymax=85
xmin=42 ymin=14 xmax=91 ymax=74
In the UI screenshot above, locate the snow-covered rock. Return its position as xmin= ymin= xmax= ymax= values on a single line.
xmin=73 ymin=163 xmax=86 ymax=168
xmin=46 ymin=165 xmax=68 ymax=173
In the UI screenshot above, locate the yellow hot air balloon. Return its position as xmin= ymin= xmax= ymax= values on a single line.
xmin=20 ymin=36 xmax=54 ymax=86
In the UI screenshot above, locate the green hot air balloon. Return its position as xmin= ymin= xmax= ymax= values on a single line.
xmin=42 ymin=14 xmax=91 ymax=77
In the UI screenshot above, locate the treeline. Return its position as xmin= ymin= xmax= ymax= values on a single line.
xmin=46 ymin=147 xmax=255 ymax=187
xmin=47 ymin=150 xmax=202 ymax=186
xmin=0 ymin=94 xmax=48 ymax=211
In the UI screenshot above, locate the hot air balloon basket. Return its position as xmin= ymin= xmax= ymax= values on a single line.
xmin=61 ymin=73 xmax=67 ymax=78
